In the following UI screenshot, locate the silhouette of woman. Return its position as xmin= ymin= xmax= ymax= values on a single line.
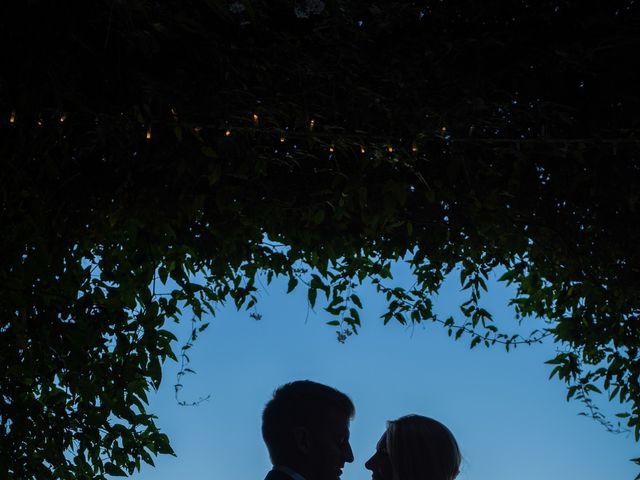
xmin=365 ymin=414 xmax=461 ymax=480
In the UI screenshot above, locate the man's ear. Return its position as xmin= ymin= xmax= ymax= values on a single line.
xmin=292 ymin=426 xmax=312 ymax=455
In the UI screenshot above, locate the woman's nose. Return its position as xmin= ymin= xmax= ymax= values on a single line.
xmin=365 ymin=454 xmax=374 ymax=471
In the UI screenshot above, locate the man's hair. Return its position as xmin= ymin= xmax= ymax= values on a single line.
xmin=386 ymin=414 xmax=461 ymax=480
xmin=262 ymin=380 xmax=355 ymax=464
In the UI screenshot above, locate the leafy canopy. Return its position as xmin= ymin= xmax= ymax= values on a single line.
xmin=1 ymin=0 xmax=639 ymax=478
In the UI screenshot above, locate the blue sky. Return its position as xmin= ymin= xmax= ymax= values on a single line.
xmin=128 ymin=264 xmax=638 ymax=480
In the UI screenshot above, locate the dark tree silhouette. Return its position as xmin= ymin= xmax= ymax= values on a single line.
xmin=1 ymin=1 xmax=639 ymax=477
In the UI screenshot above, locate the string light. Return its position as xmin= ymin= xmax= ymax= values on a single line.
xmin=15 ymin=109 xmax=635 ymax=152
xmin=280 ymin=125 xmax=290 ymax=143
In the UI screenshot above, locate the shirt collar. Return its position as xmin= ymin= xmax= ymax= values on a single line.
xmin=275 ymin=465 xmax=306 ymax=480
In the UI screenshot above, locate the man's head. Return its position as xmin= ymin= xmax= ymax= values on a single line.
xmin=262 ymin=380 xmax=355 ymax=480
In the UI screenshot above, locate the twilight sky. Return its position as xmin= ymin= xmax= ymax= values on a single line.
xmin=127 ymin=263 xmax=637 ymax=480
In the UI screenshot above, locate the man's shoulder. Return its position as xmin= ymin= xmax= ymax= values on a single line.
xmin=265 ymin=469 xmax=295 ymax=480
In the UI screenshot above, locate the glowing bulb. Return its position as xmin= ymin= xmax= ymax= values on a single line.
xmin=59 ymin=113 xmax=66 ymax=123
xmin=146 ymin=128 xmax=152 ymax=140
xmin=37 ymin=118 xmax=43 ymax=127
xmin=441 ymin=126 xmax=447 ymax=133
xmin=253 ymin=114 xmax=259 ymax=125
xmin=387 ymin=145 xmax=394 ymax=153
xmin=9 ymin=110 xmax=15 ymax=124
xmin=360 ymin=146 xmax=366 ymax=154
xmin=225 ymin=129 xmax=231 ymax=137
xmin=329 ymin=145 xmax=335 ymax=153
xmin=309 ymin=119 xmax=315 ymax=130
xmin=411 ymin=142 xmax=418 ymax=153
xmin=193 ymin=126 xmax=203 ymax=133
xmin=280 ymin=136 xmax=286 ymax=143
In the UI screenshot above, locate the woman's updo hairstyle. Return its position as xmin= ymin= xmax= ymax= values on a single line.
xmin=385 ymin=414 xmax=460 ymax=480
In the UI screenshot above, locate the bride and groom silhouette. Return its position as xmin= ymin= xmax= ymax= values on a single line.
xmin=262 ymin=380 xmax=460 ymax=480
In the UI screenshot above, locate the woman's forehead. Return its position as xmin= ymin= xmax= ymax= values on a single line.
xmin=376 ymin=432 xmax=387 ymax=451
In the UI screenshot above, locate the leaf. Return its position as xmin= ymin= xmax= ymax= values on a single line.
xmin=174 ymin=126 xmax=183 ymax=141
xmin=394 ymin=312 xmax=406 ymax=325
xmin=208 ymin=163 xmax=222 ymax=185
xmin=148 ymin=357 xmax=162 ymax=390
xmin=287 ymin=276 xmax=298 ymax=294
xmin=350 ymin=294 xmax=363 ymax=309
xmin=584 ymin=384 xmax=602 ymax=394
xmin=308 ymin=288 xmax=317 ymax=308
xmin=349 ymin=308 xmax=361 ymax=325
xmin=154 ymin=434 xmax=175 ymax=456
xmin=201 ymin=146 xmax=218 ymax=158
xmin=141 ymin=449 xmax=155 ymax=467
xmin=104 ymin=463 xmax=128 ymax=476
xmin=158 ymin=267 xmax=168 ymax=284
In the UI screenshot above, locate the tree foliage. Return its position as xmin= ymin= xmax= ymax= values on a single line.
xmin=1 ymin=0 xmax=640 ymax=477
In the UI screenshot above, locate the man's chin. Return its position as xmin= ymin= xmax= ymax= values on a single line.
xmin=316 ymin=468 xmax=343 ymax=480
xmin=329 ymin=468 xmax=343 ymax=480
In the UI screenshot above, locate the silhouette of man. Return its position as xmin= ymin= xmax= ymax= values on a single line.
xmin=262 ymin=380 xmax=355 ymax=480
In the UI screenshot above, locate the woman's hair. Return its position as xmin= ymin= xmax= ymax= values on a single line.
xmin=385 ymin=414 xmax=461 ymax=480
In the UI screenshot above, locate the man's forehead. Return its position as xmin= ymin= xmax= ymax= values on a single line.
xmin=319 ymin=409 xmax=351 ymax=432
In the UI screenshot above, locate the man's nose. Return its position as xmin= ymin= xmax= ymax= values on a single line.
xmin=344 ymin=441 xmax=354 ymax=463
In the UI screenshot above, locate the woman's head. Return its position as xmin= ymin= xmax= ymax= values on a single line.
xmin=365 ymin=415 xmax=460 ymax=480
